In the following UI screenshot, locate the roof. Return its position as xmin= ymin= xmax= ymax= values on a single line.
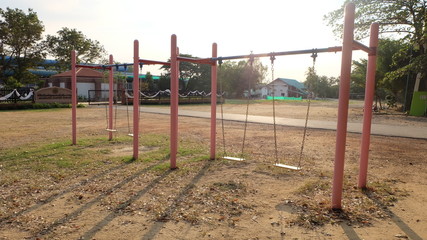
xmin=51 ymin=68 xmax=103 ymax=78
xmin=275 ymin=78 xmax=306 ymax=90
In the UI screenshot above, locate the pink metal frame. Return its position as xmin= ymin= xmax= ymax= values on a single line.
xmin=70 ymin=2 xmax=378 ymax=209
xmin=170 ymin=35 xmax=179 ymax=169
xmin=358 ymin=23 xmax=379 ymax=188
xmin=210 ymin=43 xmax=218 ymax=160
xmin=108 ymin=55 xmax=114 ymax=141
xmin=133 ymin=40 xmax=140 ymax=160
xmin=71 ymin=50 xmax=77 ymax=145
xmin=331 ymin=3 xmax=356 ymax=209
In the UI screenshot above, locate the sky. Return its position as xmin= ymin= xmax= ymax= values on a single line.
xmin=1 ymin=0 xmax=368 ymax=83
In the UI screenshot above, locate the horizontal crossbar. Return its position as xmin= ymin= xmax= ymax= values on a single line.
xmin=176 ymin=56 xmax=214 ymax=65
xmin=139 ymin=59 xmax=170 ymax=66
xmin=212 ymin=46 xmax=343 ymax=61
xmin=352 ymin=40 xmax=376 ymax=55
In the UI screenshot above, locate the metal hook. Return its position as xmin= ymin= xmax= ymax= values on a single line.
xmin=270 ymin=52 xmax=276 ymax=65
xmin=249 ymin=52 xmax=254 ymax=66
xmin=311 ymin=49 xmax=318 ymax=67
xmin=218 ymin=57 xmax=223 ymax=67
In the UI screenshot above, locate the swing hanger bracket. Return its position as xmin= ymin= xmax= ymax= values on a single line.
xmin=269 ymin=52 xmax=276 ymax=64
xmin=248 ymin=53 xmax=255 ymax=66
xmin=310 ymin=49 xmax=318 ymax=66
xmin=217 ymin=57 xmax=223 ymax=67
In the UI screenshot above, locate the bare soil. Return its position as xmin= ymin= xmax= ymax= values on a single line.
xmin=0 ymin=100 xmax=426 ymax=240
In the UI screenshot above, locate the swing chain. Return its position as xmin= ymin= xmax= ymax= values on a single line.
xmin=298 ymin=51 xmax=318 ymax=168
xmin=240 ymin=54 xmax=254 ymax=158
xmin=270 ymin=53 xmax=279 ymax=164
xmin=218 ymin=58 xmax=227 ymax=157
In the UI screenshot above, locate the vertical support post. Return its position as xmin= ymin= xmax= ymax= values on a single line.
xmin=71 ymin=50 xmax=77 ymax=145
xmin=210 ymin=43 xmax=218 ymax=160
xmin=108 ymin=54 xmax=114 ymax=141
xmin=133 ymin=40 xmax=140 ymax=160
xmin=358 ymin=23 xmax=379 ymax=188
xmin=170 ymin=34 xmax=179 ymax=169
xmin=331 ymin=2 xmax=355 ymax=209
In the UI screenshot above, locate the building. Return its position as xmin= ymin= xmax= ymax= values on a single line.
xmin=261 ymin=78 xmax=307 ymax=98
xmin=45 ymin=68 xmax=108 ymax=99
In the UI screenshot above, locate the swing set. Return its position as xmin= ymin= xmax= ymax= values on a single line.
xmin=70 ymin=3 xmax=378 ymax=210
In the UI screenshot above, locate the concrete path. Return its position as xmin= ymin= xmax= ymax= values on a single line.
xmin=139 ymin=107 xmax=427 ymax=140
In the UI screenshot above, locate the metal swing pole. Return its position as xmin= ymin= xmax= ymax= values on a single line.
xmin=108 ymin=54 xmax=115 ymax=140
xmin=132 ymin=40 xmax=140 ymax=160
xmin=71 ymin=50 xmax=77 ymax=145
xmin=170 ymin=34 xmax=179 ymax=169
xmin=331 ymin=3 xmax=355 ymax=210
xmin=210 ymin=43 xmax=218 ymax=160
xmin=358 ymin=23 xmax=379 ymax=188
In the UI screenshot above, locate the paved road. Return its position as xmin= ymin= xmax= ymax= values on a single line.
xmin=137 ymin=106 xmax=427 ymax=140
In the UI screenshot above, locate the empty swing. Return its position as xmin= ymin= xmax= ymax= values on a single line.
xmin=219 ymin=56 xmax=254 ymax=161
xmin=270 ymin=52 xmax=315 ymax=171
xmin=124 ymin=76 xmax=134 ymax=137
xmin=124 ymin=63 xmax=144 ymax=137
xmin=104 ymin=67 xmax=118 ymax=133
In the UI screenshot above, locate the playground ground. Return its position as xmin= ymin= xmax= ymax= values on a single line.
xmin=0 ymin=100 xmax=426 ymax=239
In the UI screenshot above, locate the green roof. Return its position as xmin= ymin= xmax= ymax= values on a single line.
xmin=276 ymin=78 xmax=305 ymax=90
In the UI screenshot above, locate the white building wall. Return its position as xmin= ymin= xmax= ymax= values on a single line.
xmin=76 ymin=82 xmax=95 ymax=99
xmin=270 ymin=80 xmax=289 ymax=97
xmin=100 ymin=83 xmax=118 ymax=99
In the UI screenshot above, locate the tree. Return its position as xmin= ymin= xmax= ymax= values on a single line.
xmin=325 ymin=0 xmax=427 ymax=105
xmin=158 ymin=74 xmax=170 ymax=91
xmin=142 ymin=71 xmax=156 ymax=92
xmin=160 ymin=54 xmax=212 ymax=92
xmin=160 ymin=55 xmax=267 ymax=97
xmin=45 ymin=27 xmax=107 ymax=70
xmin=218 ymin=59 xmax=267 ymax=98
xmin=304 ymin=67 xmax=339 ymax=99
xmin=0 ymin=8 xmax=45 ymax=87
xmin=350 ymin=39 xmax=412 ymax=108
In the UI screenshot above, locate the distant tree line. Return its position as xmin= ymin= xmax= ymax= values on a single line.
xmin=325 ymin=0 xmax=426 ymax=110
xmin=0 ymin=7 xmax=106 ymax=88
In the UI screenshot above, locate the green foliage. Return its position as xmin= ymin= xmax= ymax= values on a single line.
xmin=351 ymin=39 xmax=412 ymax=106
xmin=304 ymin=67 xmax=339 ymax=98
xmin=4 ymin=76 xmax=22 ymax=88
xmin=158 ymin=74 xmax=170 ymax=91
xmin=159 ymin=55 xmax=267 ymax=97
xmin=160 ymin=54 xmax=213 ymax=92
xmin=0 ymin=7 xmax=45 ymax=86
xmin=325 ymin=0 xmax=427 ymax=96
xmin=143 ymin=71 xmax=156 ymax=91
xmin=218 ymin=58 xmax=267 ymax=98
xmin=45 ymin=27 xmax=107 ymax=70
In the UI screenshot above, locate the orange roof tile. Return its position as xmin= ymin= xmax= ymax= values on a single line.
xmin=51 ymin=68 xmax=103 ymax=78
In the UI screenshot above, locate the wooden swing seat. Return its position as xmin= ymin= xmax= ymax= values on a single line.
xmin=105 ymin=129 xmax=117 ymax=132
xmin=274 ymin=163 xmax=301 ymax=170
xmin=222 ymin=156 xmax=245 ymax=161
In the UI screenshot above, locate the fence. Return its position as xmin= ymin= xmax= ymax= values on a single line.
xmin=0 ymin=88 xmax=35 ymax=103
xmin=88 ymin=90 xmax=119 ymax=105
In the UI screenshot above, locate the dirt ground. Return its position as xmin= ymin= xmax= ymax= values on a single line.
xmin=0 ymin=100 xmax=426 ymax=240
